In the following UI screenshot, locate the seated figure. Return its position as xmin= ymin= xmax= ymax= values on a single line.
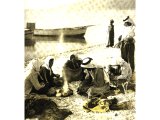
xmin=109 ymin=57 xmax=132 ymax=94
xmin=63 ymin=54 xmax=84 ymax=83
xmin=77 ymin=57 xmax=110 ymax=99
xmin=25 ymin=56 xmax=63 ymax=97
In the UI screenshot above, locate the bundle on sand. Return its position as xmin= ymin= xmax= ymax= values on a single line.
xmin=83 ymin=97 xmax=129 ymax=113
xmin=25 ymin=96 xmax=72 ymax=120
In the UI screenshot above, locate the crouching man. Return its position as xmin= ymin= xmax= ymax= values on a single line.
xmin=25 ymin=56 xmax=63 ymax=97
xmin=109 ymin=57 xmax=132 ymax=94
xmin=63 ymin=54 xmax=84 ymax=82
xmin=77 ymin=57 xmax=110 ymax=99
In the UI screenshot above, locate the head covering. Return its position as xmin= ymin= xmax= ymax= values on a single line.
xmin=81 ymin=57 xmax=96 ymax=68
xmin=108 ymin=57 xmax=125 ymax=66
xmin=123 ymin=16 xmax=135 ymax=26
xmin=116 ymin=57 xmax=125 ymax=65
xmin=110 ymin=19 xmax=114 ymax=24
xmin=121 ymin=16 xmax=135 ymax=40
xmin=42 ymin=56 xmax=54 ymax=70
xmin=70 ymin=54 xmax=79 ymax=60
xmin=123 ymin=16 xmax=130 ymax=22
xmin=25 ymin=58 xmax=43 ymax=73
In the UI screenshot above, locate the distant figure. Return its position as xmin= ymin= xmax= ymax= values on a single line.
xmin=106 ymin=19 xmax=114 ymax=47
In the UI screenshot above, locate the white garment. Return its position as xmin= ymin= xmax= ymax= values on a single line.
xmin=117 ymin=62 xmax=132 ymax=80
xmin=121 ymin=25 xmax=135 ymax=40
xmin=24 ymin=57 xmax=51 ymax=95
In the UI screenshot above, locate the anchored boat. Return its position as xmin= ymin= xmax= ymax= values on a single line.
xmin=33 ymin=26 xmax=92 ymax=38
xmin=25 ymin=29 xmax=35 ymax=46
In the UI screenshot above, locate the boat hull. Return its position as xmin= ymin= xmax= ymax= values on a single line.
xmin=25 ymin=29 xmax=35 ymax=46
xmin=25 ymin=29 xmax=33 ymax=40
xmin=33 ymin=26 xmax=87 ymax=38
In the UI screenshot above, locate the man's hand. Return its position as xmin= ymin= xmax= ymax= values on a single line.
xmin=55 ymin=74 xmax=60 ymax=78
xmin=40 ymin=83 xmax=45 ymax=88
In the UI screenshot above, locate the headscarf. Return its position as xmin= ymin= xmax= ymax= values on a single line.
xmin=25 ymin=58 xmax=43 ymax=80
xmin=116 ymin=57 xmax=125 ymax=66
xmin=70 ymin=54 xmax=79 ymax=61
xmin=70 ymin=54 xmax=81 ymax=69
xmin=42 ymin=56 xmax=54 ymax=70
xmin=121 ymin=16 xmax=135 ymax=40
xmin=81 ymin=57 xmax=103 ymax=68
xmin=123 ymin=16 xmax=135 ymax=26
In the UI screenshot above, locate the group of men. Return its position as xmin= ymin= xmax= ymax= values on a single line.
xmin=25 ymin=16 xmax=135 ymax=114
xmin=25 ymin=53 xmax=132 ymax=99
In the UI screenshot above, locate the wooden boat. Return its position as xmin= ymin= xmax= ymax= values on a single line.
xmin=33 ymin=26 xmax=91 ymax=38
xmin=25 ymin=29 xmax=33 ymax=40
xmin=25 ymin=29 xmax=35 ymax=46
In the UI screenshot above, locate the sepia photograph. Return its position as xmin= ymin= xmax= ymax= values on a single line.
xmin=24 ymin=0 xmax=136 ymax=119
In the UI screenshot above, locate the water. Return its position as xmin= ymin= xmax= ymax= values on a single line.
xmin=25 ymin=8 xmax=135 ymax=62
xmin=25 ymin=36 xmax=87 ymax=61
xmin=25 ymin=25 xmax=122 ymax=63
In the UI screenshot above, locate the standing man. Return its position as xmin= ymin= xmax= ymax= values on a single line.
xmin=120 ymin=16 xmax=135 ymax=72
xmin=114 ymin=16 xmax=135 ymax=72
xmin=106 ymin=19 xmax=114 ymax=47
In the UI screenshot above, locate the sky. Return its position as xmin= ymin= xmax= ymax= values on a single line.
xmin=25 ymin=0 xmax=135 ymax=10
xmin=25 ymin=0 xmax=135 ymax=29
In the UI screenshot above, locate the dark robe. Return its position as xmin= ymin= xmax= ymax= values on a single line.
xmin=38 ymin=66 xmax=57 ymax=86
xmin=63 ymin=59 xmax=84 ymax=82
xmin=77 ymin=68 xmax=110 ymax=98
xmin=107 ymin=24 xmax=114 ymax=47
xmin=125 ymin=38 xmax=135 ymax=72
xmin=114 ymin=37 xmax=135 ymax=72
xmin=64 ymin=59 xmax=82 ymax=69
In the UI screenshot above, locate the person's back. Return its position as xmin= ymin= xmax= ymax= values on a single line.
xmin=64 ymin=55 xmax=82 ymax=70
xmin=25 ymin=58 xmax=44 ymax=95
xmin=64 ymin=60 xmax=80 ymax=69
xmin=63 ymin=54 xmax=83 ymax=82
